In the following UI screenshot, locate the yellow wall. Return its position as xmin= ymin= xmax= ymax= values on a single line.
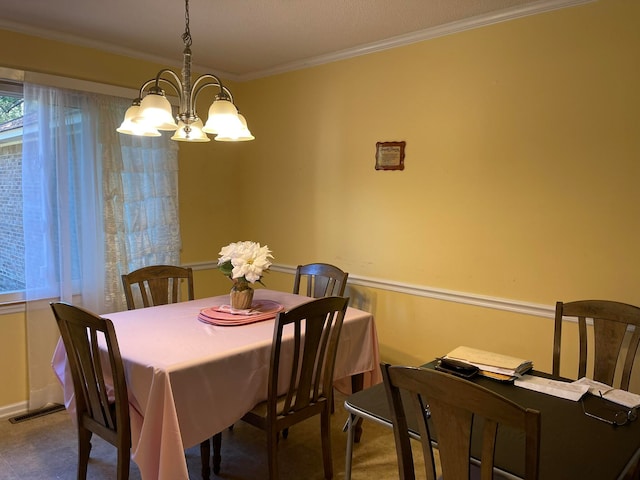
xmin=224 ymin=0 xmax=640 ymax=372
xmin=0 ymin=312 xmax=27 ymax=406
xmin=1 ymin=0 xmax=640 ymax=407
xmin=235 ymin=0 xmax=639 ymax=302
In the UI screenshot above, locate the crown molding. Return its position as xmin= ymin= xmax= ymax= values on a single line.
xmin=0 ymin=0 xmax=595 ymax=83
xmin=238 ymin=0 xmax=595 ymax=81
xmin=0 ymin=19 xmax=235 ymax=82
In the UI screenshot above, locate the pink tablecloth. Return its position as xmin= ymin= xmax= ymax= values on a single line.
xmin=52 ymin=289 xmax=380 ymax=480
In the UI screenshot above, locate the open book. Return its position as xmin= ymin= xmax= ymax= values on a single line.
xmin=444 ymin=346 xmax=533 ymax=381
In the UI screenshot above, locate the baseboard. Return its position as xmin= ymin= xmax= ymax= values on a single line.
xmin=0 ymin=400 xmax=27 ymax=420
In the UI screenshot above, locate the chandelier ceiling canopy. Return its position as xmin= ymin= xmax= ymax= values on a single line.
xmin=117 ymin=0 xmax=253 ymax=143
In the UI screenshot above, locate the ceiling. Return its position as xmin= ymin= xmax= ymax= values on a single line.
xmin=0 ymin=0 xmax=590 ymax=81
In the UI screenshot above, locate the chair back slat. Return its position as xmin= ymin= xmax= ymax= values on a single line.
xmin=89 ymin=328 xmax=114 ymax=429
xmin=578 ymin=315 xmax=588 ymax=378
xmin=431 ymin=400 xmax=473 ymax=479
xmin=623 ymin=328 xmax=640 ymax=389
xmin=382 ymin=364 xmax=541 ymax=480
xmin=593 ymin=318 xmax=628 ymax=384
xmin=121 ymin=265 xmax=194 ymax=310
xmin=147 ymin=277 xmax=171 ymax=305
xmin=281 ymin=322 xmax=301 ymax=415
xmin=407 ymin=392 xmax=437 ymax=480
xmin=293 ymin=263 xmax=348 ymax=298
xmin=553 ymin=300 xmax=640 ymax=390
xmin=479 ymin=419 xmax=499 ymax=479
xmin=296 ymin=314 xmax=323 ymax=408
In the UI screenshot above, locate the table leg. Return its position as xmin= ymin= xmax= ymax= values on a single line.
xmin=212 ymin=432 xmax=222 ymax=474
xmin=200 ymin=439 xmax=210 ymax=480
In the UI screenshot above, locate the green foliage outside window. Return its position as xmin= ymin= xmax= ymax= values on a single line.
xmin=0 ymin=95 xmax=23 ymax=123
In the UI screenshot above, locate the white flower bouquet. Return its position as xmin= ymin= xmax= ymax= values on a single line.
xmin=217 ymin=241 xmax=273 ymax=285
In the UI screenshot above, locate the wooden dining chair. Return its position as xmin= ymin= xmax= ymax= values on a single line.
xmin=291 ymin=263 xmax=349 ymax=419
xmin=553 ymin=300 xmax=640 ymax=390
xmin=293 ymin=263 xmax=348 ymax=298
xmin=121 ymin=264 xmax=194 ymax=310
xmin=50 ymin=302 xmax=131 ymax=480
xmin=381 ymin=363 xmax=541 ymax=480
xmin=239 ymin=296 xmax=349 ymax=480
xmin=121 ymin=264 xmax=218 ymax=479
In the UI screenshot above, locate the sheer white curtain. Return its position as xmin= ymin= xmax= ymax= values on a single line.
xmin=22 ymin=83 xmax=179 ymax=410
xmin=102 ymin=99 xmax=181 ymax=312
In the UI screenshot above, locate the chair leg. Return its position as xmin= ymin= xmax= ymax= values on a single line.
xmin=77 ymin=428 xmax=92 ymax=480
xmin=344 ymin=413 xmax=357 ymax=480
xmin=267 ymin=428 xmax=279 ymax=480
xmin=350 ymin=374 xmax=365 ymax=443
xmin=212 ymin=432 xmax=222 ymax=475
xmin=200 ymin=439 xmax=210 ymax=480
xmin=331 ymin=387 xmax=335 ymax=414
xmin=117 ymin=444 xmax=131 ymax=480
xmin=321 ymin=410 xmax=333 ymax=479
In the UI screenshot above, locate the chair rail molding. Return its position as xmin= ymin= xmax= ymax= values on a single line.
xmin=184 ymin=261 xmax=555 ymax=319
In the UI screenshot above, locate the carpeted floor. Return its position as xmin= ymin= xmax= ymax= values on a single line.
xmin=0 ymin=391 xmax=429 ymax=479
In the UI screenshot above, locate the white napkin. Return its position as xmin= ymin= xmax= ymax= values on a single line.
xmin=214 ymin=304 xmax=261 ymax=316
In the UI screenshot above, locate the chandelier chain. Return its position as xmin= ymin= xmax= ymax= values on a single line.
xmin=182 ymin=0 xmax=193 ymax=48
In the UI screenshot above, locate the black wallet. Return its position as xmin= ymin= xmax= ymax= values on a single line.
xmin=435 ymin=357 xmax=479 ymax=379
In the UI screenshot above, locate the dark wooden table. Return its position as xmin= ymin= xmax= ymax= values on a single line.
xmin=344 ymin=362 xmax=640 ymax=480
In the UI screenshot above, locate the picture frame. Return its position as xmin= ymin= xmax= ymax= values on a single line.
xmin=375 ymin=141 xmax=405 ymax=170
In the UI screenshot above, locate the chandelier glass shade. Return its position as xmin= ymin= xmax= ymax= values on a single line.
xmin=171 ymin=118 xmax=209 ymax=142
xmin=117 ymin=0 xmax=253 ymax=143
xmin=116 ymin=101 xmax=162 ymax=137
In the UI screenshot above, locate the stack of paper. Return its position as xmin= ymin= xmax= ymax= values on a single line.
xmin=444 ymin=346 xmax=533 ymax=381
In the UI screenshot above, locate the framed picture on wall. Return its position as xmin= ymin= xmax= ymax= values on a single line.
xmin=375 ymin=141 xmax=405 ymax=170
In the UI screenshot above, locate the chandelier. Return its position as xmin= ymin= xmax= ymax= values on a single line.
xmin=117 ymin=0 xmax=254 ymax=143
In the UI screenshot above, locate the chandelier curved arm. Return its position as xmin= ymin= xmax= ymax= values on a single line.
xmin=190 ymin=74 xmax=234 ymax=110
xmin=137 ymin=78 xmax=179 ymax=99
xmin=139 ymin=69 xmax=183 ymax=99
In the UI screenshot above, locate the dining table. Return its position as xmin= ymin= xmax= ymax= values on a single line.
xmin=52 ymin=289 xmax=381 ymax=480
xmin=344 ymin=361 xmax=640 ymax=480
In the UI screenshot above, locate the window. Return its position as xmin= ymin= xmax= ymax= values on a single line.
xmin=0 ymin=78 xmax=180 ymax=308
xmin=0 ymin=81 xmax=24 ymax=298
